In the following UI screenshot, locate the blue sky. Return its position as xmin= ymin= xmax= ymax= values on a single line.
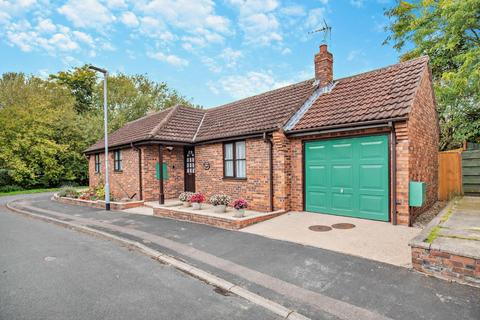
xmin=0 ymin=0 xmax=400 ymax=108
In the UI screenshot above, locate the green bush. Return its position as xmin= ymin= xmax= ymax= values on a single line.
xmin=0 ymin=185 xmax=23 ymax=193
xmin=0 ymin=169 xmax=14 ymax=186
xmin=58 ymin=186 xmax=79 ymax=198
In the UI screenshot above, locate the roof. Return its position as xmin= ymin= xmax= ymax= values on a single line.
xmin=288 ymin=56 xmax=429 ymax=132
xmin=195 ymin=79 xmax=315 ymax=142
xmin=85 ymin=105 xmax=206 ymax=152
xmin=85 ymin=56 xmax=429 ymax=153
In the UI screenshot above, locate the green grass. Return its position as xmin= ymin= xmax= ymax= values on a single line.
xmin=0 ymin=186 xmax=87 ymax=197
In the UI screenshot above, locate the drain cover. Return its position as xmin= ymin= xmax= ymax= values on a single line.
xmin=309 ymin=225 xmax=332 ymax=232
xmin=331 ymin=223 xmax=355 ymax=229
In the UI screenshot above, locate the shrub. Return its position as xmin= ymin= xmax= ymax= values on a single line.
xmin=58 ymin=186 xmax=79 ymax=198
xmin=233 ymin=199 xmax=248 ymax=210
xmin=190 ymin=193 xmax=206 ymax=203
xmin=0 ymin=185 xmax=23 ymax=193
xmin=209 ymin=193 xmax=231 ymax=206
xmin=179 ymin=191 xmax=193 ymax=202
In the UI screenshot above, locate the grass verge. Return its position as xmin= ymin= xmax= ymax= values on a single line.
xmin=0 ymin=186 xmax=87 ymax=197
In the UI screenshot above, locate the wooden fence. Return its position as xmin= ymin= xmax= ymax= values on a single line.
xmin=438 ymin=150 xmax=463 ymax=201
xmin=462 ymin=150 xmax=480 ymax=196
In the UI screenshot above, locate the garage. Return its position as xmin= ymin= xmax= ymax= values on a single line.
xmin=304 ymin=135 xmax=389 ymax=221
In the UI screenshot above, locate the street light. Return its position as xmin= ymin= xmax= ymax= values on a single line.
xmin=89 ymin=65 xmax=110 ymax=211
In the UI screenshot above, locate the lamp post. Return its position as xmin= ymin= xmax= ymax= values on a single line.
xmin=89 ymin=65 xmax=110 ymax=211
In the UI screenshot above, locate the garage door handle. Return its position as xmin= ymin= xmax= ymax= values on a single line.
xmin=340 ymin=188 xmax=344 ymax=193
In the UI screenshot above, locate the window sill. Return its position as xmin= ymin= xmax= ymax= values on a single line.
xmin=223 ymin=177 xmax=247 ymax=181
xmin=114 ymin=170 xmax=123 ymax=174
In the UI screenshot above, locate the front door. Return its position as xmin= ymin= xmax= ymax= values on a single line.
xmin=184 ymin=147 xmax=195 ymax=192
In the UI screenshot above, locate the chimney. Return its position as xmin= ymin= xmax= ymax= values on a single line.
xmin=314 ymin=44 xmax=333 ymax=87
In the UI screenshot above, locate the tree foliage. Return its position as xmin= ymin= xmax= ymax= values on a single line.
xmin=385 ymin=0 xmax=480 ymax=150
xmin=0 ymin=67 xmax=195 ymax=189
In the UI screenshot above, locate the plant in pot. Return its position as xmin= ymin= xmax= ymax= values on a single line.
xmin=179 ymin=192 xmax=193 ymax=207
xmin=190 ymin=193 xmax=205 ymax=210
xmin=232 ymin=199 xmax=248 ymax=218
xmin=209 ymin=193 xmax=232 ymax=213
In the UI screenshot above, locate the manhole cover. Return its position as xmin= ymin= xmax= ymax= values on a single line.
xmin=309 ymin=225 xmax=332 ymax=232
xmin=331 ymin=223 xmax=355 ymax=229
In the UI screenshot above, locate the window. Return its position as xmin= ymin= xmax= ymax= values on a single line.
xmin=114 ymin=150 xmax=122 ymax=171
xmin=224 ymin=141 xmax=246 ymax=178
xmin=94 ymin=154 xmax=100 ymax=173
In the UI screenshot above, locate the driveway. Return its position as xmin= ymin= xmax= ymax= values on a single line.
xmin=242 ymin=211 xmax=420 ymax=267
xmin=4 ymin=194 xmax=480 ymax=320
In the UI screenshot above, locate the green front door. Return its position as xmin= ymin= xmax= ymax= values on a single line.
xmin=305 ymin=135 xmax=389 ymax=221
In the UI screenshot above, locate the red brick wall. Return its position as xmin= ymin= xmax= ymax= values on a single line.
xmin=88 ymin=147 xmax=141 ymax=201
xmin=88 ymin=145 xmax=184 ymax=202
xmin=412 ymin=246 xmax=480 ymax=287
xmin=407 ymin=67 xmax=439 ymax=220
xmin=395 ymin=122 xmax=411 ymax=225
xmin=141 ymin=145 xmax=184 ymax=201
xmin=272 ymin=131 xmax=291 ymax=211
xmin=195 ymin=138 xmax=271 ymax=212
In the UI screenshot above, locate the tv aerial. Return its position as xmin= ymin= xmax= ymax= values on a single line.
xmin=308 ymin=19 xmax=331 ymax=44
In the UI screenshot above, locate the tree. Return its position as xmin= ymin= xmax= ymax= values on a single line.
xmin=49 ymin=65 xmax=97 ymax=114
xmin=384 ymin=0 xmax=480 ymax=150
xmin=0 ymin=73 xmax=87 ymax=188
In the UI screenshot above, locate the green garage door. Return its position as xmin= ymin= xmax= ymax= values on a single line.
xmin=305 ymin=135 xmax=389 ymax=221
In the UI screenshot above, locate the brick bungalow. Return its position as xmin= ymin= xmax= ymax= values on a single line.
xmin=85 ymin=44 xmax=439 ymax=226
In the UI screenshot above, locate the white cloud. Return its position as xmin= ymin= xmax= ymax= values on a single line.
xmin=281 ymin=47 xmax=291 ymax=55
xmin=105 ymin=0 xmax=126 ymax=9
xmin=306 ymin=8 xmax=325 ymax=29
xmin=0 ymin=0 xmax=37 ymax=16
xmin=49 ymin=33 xmax=79 ymax=51
xmin=147 ymin=51 xmax=189 ymax=67
xmin=201 ymin=47 xmax=243 ymax=73
xmin=219 ymin=47 xmax=242 ymax=67
xmin=73 ymin=31 xmax=93 ymax=45
xmin=139 ymin=16 xmax=174 ymax=42
xmin=228 ymin=0 xmax=283 ymax=45
xmin=120 ymin=11 xmax=139 ymax=27
xmin=350 ymin=0 xmax=364 ymax=8
xmin=279 ymin=5 xmax=305 ymax=17
xmin=137 ymin=0 xmax=231 ymax=47
xmin=58 ymin=0 xmax=115 ymax=29
xmin=0 ymin=12 xmax=11 ymax=24
xmin=37 ymin=18 xmax=56 ymax=33
xmin=208 ymin=70 xmax=291 ymax=99
xmin=347 ymin=49 xmax=363 ymax=61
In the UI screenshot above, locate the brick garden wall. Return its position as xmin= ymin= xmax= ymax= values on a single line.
xmin=195 ymin=138 xmax=272 ymax=212
xmin=407 ymin=67 xmax=439 ymax=220
xmin=411 ymin=246 xmax=480 ymax=287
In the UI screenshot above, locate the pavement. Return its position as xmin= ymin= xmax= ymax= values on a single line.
xmin=411 ymin=196 xmax=480 ymax=260
xmin=0 ymin=195 xmax=276 ymax=320
xmin=242 ymin=211 xmax=420 ymax=267
xmin=3 ymin=193 xmax=480 ymax=320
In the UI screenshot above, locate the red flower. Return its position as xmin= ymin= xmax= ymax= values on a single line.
xmin=190 ymin=193 xmax=206 ymax=203
xmin=233 ymin=199 xmax=248 ymax=210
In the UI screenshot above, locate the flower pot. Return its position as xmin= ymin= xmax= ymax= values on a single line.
xmin=213 ymin=204 xmax=226 ymax=213
xmin=192 ymin=202 xmax=202 ymax=210
xmin=182 ymin=201 xmax=191 ymax=207
xmin=234 ymin=208 xmax=245 ymax=218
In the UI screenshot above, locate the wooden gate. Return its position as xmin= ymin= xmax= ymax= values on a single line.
xmin=462 ymin=150 xmax=480 ymax=196
xmin=438 ymin=150 xmax=462 ymax=201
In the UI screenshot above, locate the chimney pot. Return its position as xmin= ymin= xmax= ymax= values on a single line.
xmin=314 ymin=44 xmax=333 ymax=87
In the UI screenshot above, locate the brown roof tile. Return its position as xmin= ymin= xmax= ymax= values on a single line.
xmin=289 ymin=56 xmax=429 ymax=132
xmin=85 ymin=56 xmax=429 ymax=153
xmin=195 ymin=79 xmax=316 ymax=141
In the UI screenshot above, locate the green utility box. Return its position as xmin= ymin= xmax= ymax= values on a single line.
xmin=155 ymin=162 xmax=169 ymax=180
xmin=409 ymin=181 xmax=426 ymax=207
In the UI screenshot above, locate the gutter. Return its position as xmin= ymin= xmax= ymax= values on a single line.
xmin=131 ymin=142 xmax=143 ymax=201
xmin=263 ymin=132 xmax=274 ymax=212
xmin=285 ymin=117 xmax=408 ymax=137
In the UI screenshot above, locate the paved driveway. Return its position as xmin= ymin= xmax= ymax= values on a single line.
xmin=242 ymin=211 xmax=421 ymax=267
xmin=4 ymin=194 xmax=480 ymax=320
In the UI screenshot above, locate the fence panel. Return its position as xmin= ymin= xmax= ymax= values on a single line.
xmin=438 ymin=151 xmax=462 ymax=200
xmin=462 ymin=150 xmax=480 ymax=196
